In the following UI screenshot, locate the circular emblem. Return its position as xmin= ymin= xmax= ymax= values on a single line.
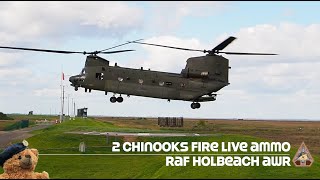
xmin=22 ymin=140 xmax=29 ymax=147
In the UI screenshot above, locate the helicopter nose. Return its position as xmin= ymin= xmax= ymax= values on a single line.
xmin=69 ymin=76 xmax=77 ymax=84
xmin=69 ymin=76 xmax=74 ymax=83
xmin=69 ymin=75 xmax=85 ymax=85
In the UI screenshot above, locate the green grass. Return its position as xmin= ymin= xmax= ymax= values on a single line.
xmin=31 ymin=135 xmax=320 ymax=178
xmin=0 ymin=121 xmax=17 ymax=130
xmin=0 ymin=118 xmax=319 ymax=179
xmin=3 ymin=120 xmax=35 ymax=131
xmin=3 ymin=121 xmax=22 ymax=131
xmin=0 ymin=112 xmax=13 ymax=120
xmin=8 ymin=114 xmax=58 ymax=121
xmin=32 ymin=117 xmax=184 ymax=134
xmin=35 ymin=156 xmax=164 ymax=179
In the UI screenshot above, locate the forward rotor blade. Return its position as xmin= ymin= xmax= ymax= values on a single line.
xmin=100 ymin=49 xmax=135 ymax=54
xmin=219 ymin=51 xmax=278 ymax=55
xmin=99 ymin=39 xmax=144 ymax=53
xmin=129 ymin=41 xmax=205 ymax=53
xmin=0 ymin=46 xmax=84 ymax=54
xmin=212 ymin=36 xmax=237 ymax=51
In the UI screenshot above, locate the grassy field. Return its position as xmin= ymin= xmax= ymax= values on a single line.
xmin=0 ymin=114 xmax=57 ymax=130
xmin=0 ymin=120 xmax=19 ymax=130
xmin=0 ymin=117 xmax=319 ymax=178
xmin=97 ymin=117 xmax=320 ymax=157
xmin=7 ymin=114 xmax=58 ymax=121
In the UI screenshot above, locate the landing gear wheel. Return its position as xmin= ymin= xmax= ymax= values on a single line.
xmin=191 ymin=102 xmax=201 ymax=109
xmin=75 ymin=86 xmax=78 ymax=91
xmin=195 ymin=102 xmax=200 ymax=109
xmin=116 ymin=96 xmax=123 ymax=103
xmin=110 ymin=96 xmax=117 ymax=103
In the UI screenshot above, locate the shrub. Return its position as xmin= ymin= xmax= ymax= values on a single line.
xmin=0 ymin=112 xmax=13 ymax=120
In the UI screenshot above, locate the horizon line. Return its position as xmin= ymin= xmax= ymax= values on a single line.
xmin=5 ymin=112 xmax=320 ymax=121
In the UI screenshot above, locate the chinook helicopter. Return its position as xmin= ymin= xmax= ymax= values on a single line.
xmin=0 ymin=36 xmax=277 ymax=109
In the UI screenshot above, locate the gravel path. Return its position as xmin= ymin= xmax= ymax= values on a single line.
xmin=0 ymin=124 xmax=52 ymax=148
xmin=66 ymin=131 xmax=214 ymax=137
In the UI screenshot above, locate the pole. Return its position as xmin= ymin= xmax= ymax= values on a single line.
xmin=60 ymin=66 xmax=65 ymax=123
xmin=60 ymin=71 xmax=63 ymax=123
xmin=71 ymin=98 xmax=73 ymax=117
xmin=68 ymin=94 xmax=70 ymax=117
xmin=62 ymin=85 xmax=65 ymax=121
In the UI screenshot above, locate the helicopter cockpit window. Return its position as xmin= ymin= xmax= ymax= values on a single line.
xmin=96 ymin=72 xmax=104 ymax=80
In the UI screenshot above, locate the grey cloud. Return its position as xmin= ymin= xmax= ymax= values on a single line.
xmin=146 ymin=1 xmax=227 ymax=35
xmin=0 ymin=1 xmax=143 ymax=44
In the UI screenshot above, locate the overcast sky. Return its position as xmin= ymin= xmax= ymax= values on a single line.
xmin=0 ymin=1 xmax=320 ymax=120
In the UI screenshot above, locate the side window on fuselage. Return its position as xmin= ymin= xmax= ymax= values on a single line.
xmin=96 ymin=73 xmax=104 ymax=80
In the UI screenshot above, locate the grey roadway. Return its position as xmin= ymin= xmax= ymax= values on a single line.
xmin=0 ymin=124 xmax=52 ymax=148
xmin=66 ymin=131 xmax=214 ymax=137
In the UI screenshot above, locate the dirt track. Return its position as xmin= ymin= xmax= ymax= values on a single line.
xmin=0 ymin=125 xmax=51 ymax=148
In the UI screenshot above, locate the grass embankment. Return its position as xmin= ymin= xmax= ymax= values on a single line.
xmin=0 ymin=121 xmax=18 ymax=130
xmin=0 ymin=112 xmax=13 ymax=120
xmin=0 ymin=118 xmax=319 ymax=178
xmin=0 ymin=114 xmax=57 ymax=131
xmin=8 ymin=114 xmax=58 ymax=121
xmin=3 ymin=120 xmax=36 ymax=131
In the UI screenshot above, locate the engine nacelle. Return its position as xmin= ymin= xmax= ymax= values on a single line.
xmin=181 ymin=70 xmax=209 ymax=78
xmin=180 ymin=55 xmax=229 ymax=83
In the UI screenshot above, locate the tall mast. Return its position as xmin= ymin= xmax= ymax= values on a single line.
xmin=60 ymin=67 xmax=64 ymax=123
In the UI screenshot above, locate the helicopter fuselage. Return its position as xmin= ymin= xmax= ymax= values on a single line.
xmin=69 ymin=55 xmax=230 ymax=108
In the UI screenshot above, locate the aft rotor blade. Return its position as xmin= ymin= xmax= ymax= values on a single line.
xmin=212 ymin=36 xmax=237 ymax=51
xmin=129 ymin=41 xmax=205 ymax=53
xmin=100 ymin=49 xmax=135 ymax=54
xmin=0 ymin=46 xmax=85 ymax=54
xmin=99 ymin=39 xmax=144 ymax=53
xmin=219 ymin=51 xmax=278 ymax=55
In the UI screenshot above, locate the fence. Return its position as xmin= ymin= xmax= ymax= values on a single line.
xmin=158 ymin=117 xmax=183 ymax=127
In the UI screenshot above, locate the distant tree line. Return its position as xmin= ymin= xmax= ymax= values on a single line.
xmin=0 ymin=112 xmax=13 ymax=120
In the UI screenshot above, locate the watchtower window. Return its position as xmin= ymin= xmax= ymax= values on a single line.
xmin=96 ymin=73 xmax=104 ymax=80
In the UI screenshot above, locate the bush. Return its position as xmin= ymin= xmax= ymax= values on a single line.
xmin=0 ymin=112 xmax=13 ymax=120
xmin=4 ymin=121 xmax=22 ymax=131
xmin=192 ymin=120 xmax=215 ymax=131
xmin=197 ymin=120 xmax=206 ymax=127
xmin=4 ymin=120 xmax=31 ymax=131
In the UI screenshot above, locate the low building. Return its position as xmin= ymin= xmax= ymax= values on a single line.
xmin=77 ymin=108 xmax=88 ymax=118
